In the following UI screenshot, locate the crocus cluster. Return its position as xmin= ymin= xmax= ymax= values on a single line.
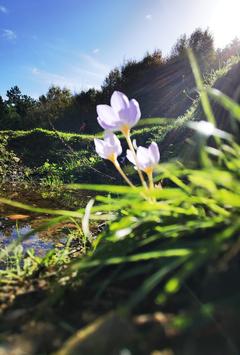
xmin=94 ymin=91 xmax=160 ymax=189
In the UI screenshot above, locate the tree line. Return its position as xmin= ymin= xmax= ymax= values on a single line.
xmin=0 ymin=29 xmax=239 ymax=134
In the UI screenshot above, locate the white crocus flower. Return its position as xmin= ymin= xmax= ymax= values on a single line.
xmin=94 ymin=131 xmax=134 ymax=187
xmin=94 ymin=131 xmax=122 ymax=162
xmin=96 ymin=91 xmax=141 ymax=136
xmin=127 ymin=142 xmax=160 ymax=175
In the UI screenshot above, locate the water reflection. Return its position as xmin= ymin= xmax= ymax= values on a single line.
xmin=0 ymin=218 xmax=65 ymax=255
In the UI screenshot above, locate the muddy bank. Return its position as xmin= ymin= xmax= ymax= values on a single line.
xmin=0 ymin=185 xmax=94 ymax=255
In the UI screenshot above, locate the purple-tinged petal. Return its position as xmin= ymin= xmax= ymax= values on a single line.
xmin=96 ymin=92 xmax=141 ymax=131
xmin=149 ymin=142 xmax=160 ymax=164
xmin=116 ymin=145 xmax=122 ymax=157
xmin=137 ymin=146 xmax=150 ymax=161
xmin=97 ymin=116 xmax=118 ymax=130
xmin=103 ymin=144 xmax=114 ymax=159
xmin=104 ymin=131 xmax=115 ymax=145
xmin=97 ymin=104 xmax=118 ymax=121
xmin=94 ymin=132 xmax=122 ymax=160
xmin=114 ymin=138 xmax=122 ymax=156
xmin=127 ymin=99 xmax=141 ymax=127
xmin=97 ymin=104 xmax=119 ymax=130
xmin=104 ymin=131 xmax=122 ymax=156
xmin=94 ymin=138 xmax=105 ymax=159
xmin=126 ymin=150 xmax=135 ymax=165
xmin=104 ymin=130 xmax=114 ymax=141
xmin=132 ymin=139 xmax=138 ymax=150
xmin=111 ymin=91 xmax=129 ymax=115
xmin=137 ymin=147 xmax=151 ymax=170
xmin=125 ymin=142 xmax=160 ymax=172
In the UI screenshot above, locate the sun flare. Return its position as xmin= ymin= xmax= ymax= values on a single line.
xmin=210 ymin=0 xmax=240 ymax=47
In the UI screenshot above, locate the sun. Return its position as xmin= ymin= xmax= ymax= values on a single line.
xmin=210 ymin=0 xmax=240 ymax=48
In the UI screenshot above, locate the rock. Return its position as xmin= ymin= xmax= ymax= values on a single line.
xmin=55 ymin=312 xmax=138 ymax=355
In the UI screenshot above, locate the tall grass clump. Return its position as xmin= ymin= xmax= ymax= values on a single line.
xmin=0 ymin=51 xmax=240 ymax=346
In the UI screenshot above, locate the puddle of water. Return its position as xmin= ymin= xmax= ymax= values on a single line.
xmin=0 ymin=186 xmax=90 ymax=255
xmin=0 ymin=217 xmax=67 ymax=256
xmin=0 ymin=221 xmax=53 ymax=255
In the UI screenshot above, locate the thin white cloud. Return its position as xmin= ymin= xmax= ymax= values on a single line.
xmin=69 ymin=65 xmax=106 ymax=79
xmin=31 ymin=67 xmax=78 ymax=90
xmin=28 ymin=44 xmax=110 ymax=94
xmin=30 ymin=67 xmax=101 ymax=93
xmin=145 ymin=14 xmax=152 ymax=20
xmin=79 ymin=53 xmax=109 ymax=74
xmin=2 ymin=29 xmax=17 ymax=41
xmin=0 ymin=5 xmax=7 ymax=13
xmin=43 ymin=42 xmax=109 ymax=77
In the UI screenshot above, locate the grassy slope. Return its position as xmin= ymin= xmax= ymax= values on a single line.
xmin=1 ymin=56 xmax=239 ymax=184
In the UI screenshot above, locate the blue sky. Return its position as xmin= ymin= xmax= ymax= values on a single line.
xmin=0 ymin=0 xmax=239 ymax=97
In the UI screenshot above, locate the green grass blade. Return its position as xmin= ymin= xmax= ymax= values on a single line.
xmin=207 ymin=88 xmax=240 ymax=121
xmin=188 ymin=49 xmax=217 ymax=129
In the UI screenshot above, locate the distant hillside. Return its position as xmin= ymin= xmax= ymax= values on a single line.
xmin=116 ymin=57 xmax=194 ymax=119
xmin=127 ymin=57 xmax=240 ymax=126
xmin=159 ymin=58 xmax=240 ymax=161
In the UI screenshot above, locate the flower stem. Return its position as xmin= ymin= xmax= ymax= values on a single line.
xmin=112 ymin=159 xmax=135 ymax=188
xmin=146 ymin=169 xmax=156 ymax=202
xmin=124 ymin=130 xmax=147 ymax=188
xmin=147 ymin=170 xmax=154 ymax=190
